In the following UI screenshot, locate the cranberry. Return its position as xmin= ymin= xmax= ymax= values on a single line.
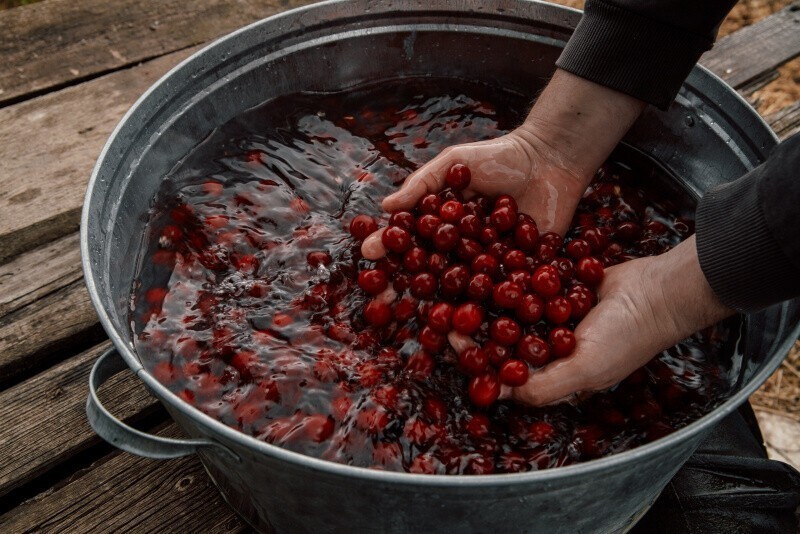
xmin=499 ymin=359 xmax=529 ymax=387
xmin=516 ymin=334 xmax=550 ymax=366
xmin=350 ymin=215 xmax=378 ymax=241
xmin=492 ymin=280 xmax=523 ymax=309
xmin=393 ymin=273 xmax=411 ymax=292
xmin=489 ymin=317 xmax=522 ymax=346
xmin=467 ymin=273 xmax=494 ymax=301
xmin=565 ymin=238 xmax=591 ymax=259
xmin=405 ymin=351 xmax=435 ymax=379
xmin=539 ymin=232 xmax=563 ymax=250
xmin=446 ymin=163 xmax=471 ymax=190
xmin=544 ymin=297 xmax=572 ymax=324
xmin=416 ymin=214 xmax=442 ymax=239
xmin=549 ymin=327 xmax=576 ymax=358
xmin=516 ymin=293 xmax=544 ymax=323
xmin=582 ymin=227 xmax=610 ymax=253
xmin=456 ymin=238 xmax=483 ymax=262
xmin=458 ymin=214 xmax=482 ymax=238
xmin=465 ymin=413 xmax=491 ymax=438
xmin=529 ymin=421 xmax=555 ymax=443
xmin=478 ymin=226 xmax=499 ymax=246
xmin=364 ymin=299 xmax=392 ymax=326
xmin=433 ymin=223 xmax=459 ymax=251
xmin=535 ymin=243 xmax=557 ymax=262
xmin=459 ymin=347 xmax=489 ymax=376
xmin=550 ymin=257 xmax=575 ymax=280
xmin=409 ymin=453 xmax=439 ymax=474
xmin=440 ymin=264 xmax=470 ymax=298
xmin=307 ymin=251 xmax=332 ymax=267
xmin=411 ymin=272 xmax=438 ymax=299
xmin=531 ymin=265 xmax=561 ymax=297
xmin=575 ymin=256 xmax=604 ymax=286
xmin=486 ymin=241 xmax=510 ymax=260
xmin=427 ymin=302 xmax=454 ymax=334
xmin=452 ymin=303 xmax=484 ymax=335
xmin=419 ymin=325 xmax=447 ymax=353
xmin=471 ymin=253 xmax=500 ymax=277
xmin=376 ymin=255 xmax=401 ymax=275
xmin=502 ymin=249 xmax=527 ymax=271
xmin=439 ymin=200 xmax=466 ymax=223
xmin=567 ymin=288 xmax=593 ymax=320
xmin=427 ymin=252 xmax=449 ymax=274
xmin=468 ymin=372 xmax=501 ymax=407
xmin=389 ymin=211 xmax=415 ymax=232
xmin=494 ymin=195 xmax=518 ymax=212
xmin=382 ymin=226 xmax=412 ymax=253
xmin=614 ymin=221 xmax=641 ymax=242
xmin=403 ymin=247 xmax=428 ymax=273
xmin=490 ymin=206 xmax=516 ymax=232
xmin=507 ymin=270 xmax=532 ymax=292
xmin=419 ymin=193 xmax=443 ymax=215
xmin=424 ymin=397 xmax=448 ymax=423
xmin=483 ymin=341 xmax=511 ymax=366
xmin=514 ymin=221 xmax=539 ymax=251
xmin=393 ymin=295 xmax=418 ymax=322
xmin=358 ymin=269 xmax=388 ymax=295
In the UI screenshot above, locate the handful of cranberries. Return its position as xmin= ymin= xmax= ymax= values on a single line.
xmin=351 ymin=164 xmax=604 ymax=408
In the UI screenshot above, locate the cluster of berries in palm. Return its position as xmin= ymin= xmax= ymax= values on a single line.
xmin=351 ymin=164 xmax=605 ymax=407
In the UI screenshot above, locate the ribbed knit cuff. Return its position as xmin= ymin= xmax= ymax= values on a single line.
xmin=556 ymin=0 xmax=712 ymax=110
xmin=696 ymin=172 xmax=800 ymax=313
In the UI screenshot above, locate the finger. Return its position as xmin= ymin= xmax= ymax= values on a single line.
xmin=361 ymin=228 xmax=387 ymax=260
xmin=447 ymin=331 xmax=477 ymax=354
xmin=382 ymin=154 xmax=456 ymax=212
xmin=510 ymin=356 xmax=592 ymax=407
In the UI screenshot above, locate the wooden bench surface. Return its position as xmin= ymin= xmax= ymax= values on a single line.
xmin=0 ymin=0 xmax=798 ymax=531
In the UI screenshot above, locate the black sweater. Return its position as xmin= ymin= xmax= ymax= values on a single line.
xmin=556 ymin=0 xmax=800 ymax=312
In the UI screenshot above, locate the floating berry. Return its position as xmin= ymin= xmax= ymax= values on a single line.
xmin=499 ymin=359 xmax=529 ymax=387
xmin=350 ymin=214 xmax=378 ymax=241
xmin=445 ymin=163 xmax=471 ymax=190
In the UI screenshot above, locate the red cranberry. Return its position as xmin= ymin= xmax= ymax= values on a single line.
xmin=465 ymin=413 xmax=490 ymax=438
xmin=389 ymin=211 xmax=415 ymax=232
xmin=452 ymin=303 xmax=484 ymax=335
xmin=566 ymin=239 xmax=591 ymax=259
xmin=502 ymin=249 xmax=527 ymax=270
xmin=531 ymin=265 xmax=561 ymax=297
xmin=486 ymin=241 xmax=511 ymax=260
xmin=393 ymin=273 xmax=411 ymax=292
xmin=427 ymin=252 xmax=449 ymax=274
xmin=535 ymin=243 xmax=556 ymax=262
xmin=459 ymin=347 xmax=489 ymax=376
xmin=416 ymin=214 xmax=442 ymax=239
xmin=575 ymin=256 xmax=604 ymax=286
xmin=492 ymin=280 xmax=523 ymax=309
xmin=439 ymin=200 xmax=466 ymax=223
xmin=440 ymin=264 xmax=470 ymax=298
xmin=614 ymin=221 xmax=641 ymax=242
xmin=307 ymin=251 xmax=332 ymax=267
xmin=394 ymin=295 xmax=418 ymax=322
xmin=467 ymin=273 xmax=494 ymax=301
xmin=490 ymin=206 xmax=516 ymax=232
xmin=489 ymin=317 xmax=522 ymax=346
xmin=458 ymin=214 xmax=482 ymax=238
xmin=499 ymin=359 xmax=529 ymax=387
xmin=507 ymin=270 xmax=532 ymax=292
xmin=376 ymin=255 xmax=401 ymax=275
xmin=427 ymin=302 xmax=454 ymax=334
xmin=409 ymin=453 xmax=439 ymax=474
xmin=471 ymin=253 xmax=500 ymax=277
xmin=419 ymin=325 xmax=446 ymax=353
xmin=411 ymin=272 xmax=437 ymax=299
xmin=403 ymin=247 xmax=428 ymax=273
xmin=478 ymin=226 xmax=499 ymax=246
xmin=364 ymin=299 xmax=392 ymax=327
xmin=516 ymin=293 xmax=544 ymax=323
xmin=494 ymin=195 xmax=518 ymax=212
xmin=514 ymin=221 xmax=539 ymax=251
xmin=423 ymin=397 xmax=448 ymax=423
xmin=550 ymin=257 xmax=575 ymax=280
xmin=539 ymin=232 xmax=563 ymax=250
xmin=446 ymin=163 xmax=471 ymax=190
xmin=433 ymin=223 xmax=459 ymax=251
xmin=529 ymin=421 xmax=555 ymax=443
xmin=405 ymin=351 xmax=435 ymax=379
xmin=567 ymin=288 xmax=593 ymax=320
xmin=350 ymin=215 xmax=378 ymax=241
xmin=549 ymin=327 xmax=576 ymax=358
xmin=545 ymin=297 xmax=572 ymax=324
xmin=456 ymin=238 xmax=483 ymax=262
xmin=419 ymin=194 xmax=442 ymax=215
xmin=468 ymin=372 xmax=501 ymax=407
xmin=582 ymin=227 xmax=610 ymax=253
xmin=358 ymin=269 xmax=388 ymax=295
xmin=382 ymin=226 xmax=412 ymax=253
xmin=516 ymin=334 xmax=550 ymax=366
xmin=483 ymin=341 xmax=511 ymax=366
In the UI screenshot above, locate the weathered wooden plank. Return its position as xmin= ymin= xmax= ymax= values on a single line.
xmin=0 ymin=232 xmax=82 ymax=317
xmin=0 ymin=278 xmax=101 ymax=384
xmin=701 ymin=2 xmax=800 ymax=88
xmin=0 ymin=47 xmax=201 ymax=264
xmin=0 ymin=0 xmax=318 ymax=106
xmin=0 ymin=425 xmax=246 ymax=534
xmin=0 ymin=341 xmax=161 ymax=499
xmin=766 ymin=101 xmax=800 ymax=141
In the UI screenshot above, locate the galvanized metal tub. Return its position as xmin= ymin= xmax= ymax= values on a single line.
xmin=82 ymin=0 xmax=800 ymax=532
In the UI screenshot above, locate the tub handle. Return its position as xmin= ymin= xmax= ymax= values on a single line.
xmin=86 ymin=348 xmax=239 ymax=462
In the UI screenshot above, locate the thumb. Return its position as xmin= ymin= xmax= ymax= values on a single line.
xmin=382 ymin=150 xmax=456 ymax=212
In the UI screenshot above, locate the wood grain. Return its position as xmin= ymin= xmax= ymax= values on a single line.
xmin=0 ymin=0 xmax=318 ymax=106
xmin=0 ymin=232 xmax=82 ymax=317
xmin=700 ymin=2 xmax=800 ymax=88
xmin=766 ymin=101 xmax=800 ymax=141
xmin=0 ymin=425 xmax=246 ymax=534
xmin=0 ymin=47 xmax=198 ymax=264
xmin=0 ymin=342 xmax=160 ymax=499
xmin=0 ymin=277 xmax=100 ymax=384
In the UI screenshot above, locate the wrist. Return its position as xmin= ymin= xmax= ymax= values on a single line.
xmin=516 ymin=69 xmax=646 ymax=187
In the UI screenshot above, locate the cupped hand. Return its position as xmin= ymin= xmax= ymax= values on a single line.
xmin=507 ymin=236 xmax=734 ymax=406
xmin=360 ymin=128 xmax=589 ymax=260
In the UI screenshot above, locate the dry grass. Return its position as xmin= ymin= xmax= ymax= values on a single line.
xmin=752 ymin=341 xmax=800 ymax=421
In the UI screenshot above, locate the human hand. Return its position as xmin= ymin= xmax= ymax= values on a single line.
xmin=506 ymin=235 xmax=734 ymax=406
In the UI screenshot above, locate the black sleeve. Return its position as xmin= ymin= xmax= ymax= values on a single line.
xmin=556 ymin=0 xmax=738 ymax=109
xmin=696 ymin=133 xmax=800 ymax=312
